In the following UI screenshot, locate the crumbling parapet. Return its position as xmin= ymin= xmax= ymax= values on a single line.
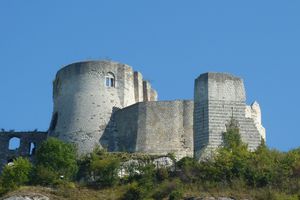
xmin=245 ymin=101 xmax=266 ymax=140
xmin=0 ymin=131 xmax=47 ymax=170
xmin=134 ymin=71 xmax=144 ymax=102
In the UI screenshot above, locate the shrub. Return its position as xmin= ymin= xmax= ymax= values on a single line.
xmin=152 ymin=180 xmax=181 ymax=200
xmin=90 ymin=156 xmax=120 ymax=187
xmin=122 ymin=182 xmax=143 ymax=200
xmin=0 ymin=157 xmax=32 ymax=191
xmin=156 ymin=167 xmax=169 ymax=182
xmin=35 ymin=137 xmax=78 ymax=182
xmin=138 ymin=164 xmax=156 ymax=189
xmin=169 ymin=189 xmax=183 ymax=200
xmin=32 ymin=165 xmax=61 ymax=186
xmin=0 ymin=184 xmax=5 ymax=196
xmin=176 ymin=157 xmax=199 ymax=183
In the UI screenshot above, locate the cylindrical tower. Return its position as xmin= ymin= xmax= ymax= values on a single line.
xmin=49 ymin=60 xmax=157 ymax=155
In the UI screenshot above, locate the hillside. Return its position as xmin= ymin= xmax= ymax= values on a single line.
xmin=1 ymin=128 xmax=300 ymax=200
xmin=1 ymin=185 xmax=299 ymax=200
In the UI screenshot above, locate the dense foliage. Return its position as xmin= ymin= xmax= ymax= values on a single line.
xmin=1 ymin=129 xmax=300 ymax=199
xmin=35 ymin=137 xmax=78 ymax=182
xmin=77 ymin=147 xmax=121 ymax=187
xmin=0 ymin=157 xmax=32 ymax=192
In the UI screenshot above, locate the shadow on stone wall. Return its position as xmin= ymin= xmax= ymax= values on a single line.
xmin=100 ymin=107 xmax=121 ymax=152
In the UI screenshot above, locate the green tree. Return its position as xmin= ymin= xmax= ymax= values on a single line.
xmin=222 ymin=118 xmax=244 ymax=150
xmin=0 ymin=157 xmax=32 ymax=191
xmin=244 ymin=141 xmax=278 ymax=187
xmin=213 ymin=118 xmax=250 ymax=183
xmin=176 ymin=157 xmax=199 ymax=183
xmin=33 ymin=165 xmax=60 ymax=186
xmin=169 ymin=189 xmax=183 ymax=200
xmin=90 ymin=155 xmax=120 ymax=187
xmin=78 ymin=147 xmax=121 ymax=187
xmin=274 ymin=148 xmax=300 ymax=191
xmin=35 ymin=137 xmax=78 ymax=182
xmin=122 ymin=182 xmax=142 ymax=200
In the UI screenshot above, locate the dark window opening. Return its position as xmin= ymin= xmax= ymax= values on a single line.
xmin=29 ymin=142 xmax=36 ymax=156
xmin=7 ymin=158 xmax=14 ymax=164
xmin=8 ymin=137 xmax=21 ymax=150
xmin=49 ymin=112 xmax=58 ymax=132
xmin=105 ymin=72 xmax=115 ymax=87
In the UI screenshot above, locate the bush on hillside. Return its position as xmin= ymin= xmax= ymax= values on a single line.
xmin=34 ymin=137 xmax=78 ymax=185
xmin=90 ymin=155 xmax=120 ymax=187
xmin=32 ymin=164 xmax=61 ymax=186
xmin=0 ymin=157 xmax=32 ymax=191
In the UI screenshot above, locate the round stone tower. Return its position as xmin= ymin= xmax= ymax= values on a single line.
xmin=49 ymin=60 xmax=157 ymax=155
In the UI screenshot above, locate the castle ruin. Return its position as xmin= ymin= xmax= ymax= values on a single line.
xmin=0 ymin=60 xmax=265 ymax=168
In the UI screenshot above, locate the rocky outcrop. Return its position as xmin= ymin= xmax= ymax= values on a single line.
xmin=2 ymin=193 xmax=49 ymax=200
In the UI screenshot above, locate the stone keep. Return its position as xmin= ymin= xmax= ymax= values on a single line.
xmin=194 ymin=73 xmax=265 ymax=160
xmin=49 ymin=61 xmax=157 ymax=155
xmin=0 ymin=60 xmax=266 ymax=167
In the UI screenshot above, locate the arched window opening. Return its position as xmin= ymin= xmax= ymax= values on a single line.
xmin=8 ymin=137 xmax=21 ymax=150
xmin=29 ymin=142 xmax=36 ymax=156
xmin=49 ymin=112 xmax=58 ymax=132
xmin=105 ymin=72 xmax=115 ymax=87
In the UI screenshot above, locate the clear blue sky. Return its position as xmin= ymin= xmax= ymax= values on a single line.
xmin=0 ymin=1 xmax=299 ymax=151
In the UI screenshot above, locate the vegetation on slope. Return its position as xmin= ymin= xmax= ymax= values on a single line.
xmin=1 ymin=124 xmax=300 ymax=199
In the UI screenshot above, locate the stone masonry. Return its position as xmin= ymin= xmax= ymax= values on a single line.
xmin=114 ymin=100 xmax=194 ymax=159
xmin=0 ymin=131 xmax=47 ymax=169
xmin=49 ymin=61 xmax=157 ymax=155
xmin=0 ymin=60 xmax=266 ymax=168
xmin=194 ymin=73 xmax=264 ymax=160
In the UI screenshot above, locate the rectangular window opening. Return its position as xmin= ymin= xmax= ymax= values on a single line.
xmin=110 ymin=78 xmax=115 ymax=87
xmin=106 ymin=77 xmax=110 ymax=87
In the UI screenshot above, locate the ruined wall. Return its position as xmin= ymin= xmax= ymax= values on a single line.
xmin=50 ymin=60 xmax=157 ymax=155
xmin=194 ymin=73 xmax=264 ymax=160
xmin=1 ymin=57 xmax=268 ymax=169
xmin=114 ymin=100 xmax=194 ymax=159
xmin=0 ymin=131 xmax=47 ymax=170
xmin=245 ymin=101 xmax=266 ymax=140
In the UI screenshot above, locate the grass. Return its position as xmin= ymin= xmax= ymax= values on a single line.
xmin=1 ymin=185 xmax=127 ymax=200
xmin=1 ymin=183 xmax=299 ymax=200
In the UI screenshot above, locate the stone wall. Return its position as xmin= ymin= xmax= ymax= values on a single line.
xmin=114 ymin=100 xmax=194 ymax=159
xmin=245 ymin=101 xmax=266 ymax=140
xmin=0 ymin=59 xmax=266 ymax=165
xmin=50 ymin=60 xmax=157 ymax=155
xmin=194 ymin=73 xmax=264 ymax=160
xmin=0 ymin=131 xmax=47 ymax=170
